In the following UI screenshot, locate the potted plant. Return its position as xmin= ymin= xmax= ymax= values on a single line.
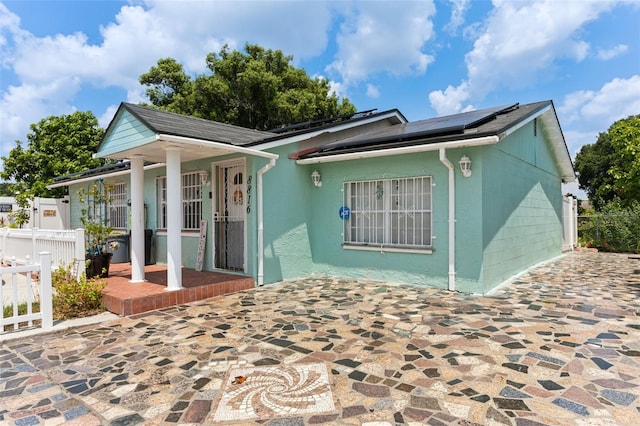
xmin=79 ymin=180 xmax=114 ymax=278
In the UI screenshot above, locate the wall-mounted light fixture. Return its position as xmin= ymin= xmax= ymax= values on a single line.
xmin=459 ymin=155 xmax=472 ymax=178
xmin=311 ymin=170 xmax=322 ymax=187
xmin=199 ymin=170 xmax=210 ymax=186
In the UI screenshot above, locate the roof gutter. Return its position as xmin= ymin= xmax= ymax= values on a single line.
xmin=159 ymin=134 xmax=279 ymax=160
xmin=47 ymin=163 xmax=166 ymax=189
xmin=295 ymin=135 xmax=499 ymax=164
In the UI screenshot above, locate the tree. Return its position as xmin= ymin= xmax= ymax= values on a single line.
xmin=574 ymin=131 xmax=617 ymax=210
xmin=574 ymin=114 xmax=640 ymax=210
xmin=139 ymin=44 xmax=356 ymax=130
xmin=608 ymin=115 xmax=640 ymax=203
xmin=1 ymin=111 xmax=107 ymax=198
xmin=139 ymin=57 xmax=191 ymax=108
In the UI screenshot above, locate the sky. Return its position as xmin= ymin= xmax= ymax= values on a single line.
xmin=1 ymin=0 xmax=639 ymax=198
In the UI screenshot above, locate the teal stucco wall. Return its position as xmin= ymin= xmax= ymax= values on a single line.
xmin=284 ymin=151 xmax=455 ymax=289
xmin=258 ymin=145 xmax=315 ymax=283
xmin=478 ymin=121 xmax=563 ymax=293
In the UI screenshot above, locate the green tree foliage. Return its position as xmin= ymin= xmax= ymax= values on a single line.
xmin=139 ymin=57 xmax=191 ymax=107
xmin=578 ymin=201 xmax=640 ymax=253
xmin=608 ymin=115 xmax=640 ymax=203
xmin=1 ymin=111 xmax=107 ymax=198
xmin=574 ymin=131 xmax=617 ymax=210
xmin=574 ymin=114 xmax=640 ymax=210
xmin=139 ymin=44 xmax=357 ymax=130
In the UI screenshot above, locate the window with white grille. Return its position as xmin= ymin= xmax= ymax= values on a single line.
xmin=343 ymin=176 xmax=432 ymax=249
xmin=156 ymin=172 xmax=202 ymax=230
xmin=109 ymin=182 xmax=127 ymax=229
xmin=182 ymin=172 xmax=202 ymax=230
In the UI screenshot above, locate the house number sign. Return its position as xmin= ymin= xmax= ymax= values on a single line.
xmin=339 ymin=206 xmax=350 ymax=220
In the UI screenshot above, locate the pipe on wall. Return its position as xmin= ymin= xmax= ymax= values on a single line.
xmin=439 ymin=148 xmax=456 ymax=292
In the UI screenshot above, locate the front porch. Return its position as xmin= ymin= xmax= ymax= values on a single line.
xmin=102 ymin=262 xmax=255 ymax=316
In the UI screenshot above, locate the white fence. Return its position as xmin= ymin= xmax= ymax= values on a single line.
xmin=0 ymin=228 xmax=85 ymax=272
xmin=0 ymin=252 xmax=53 ymax=333
xmin=562 ymin=195 xmax=579 ymax=252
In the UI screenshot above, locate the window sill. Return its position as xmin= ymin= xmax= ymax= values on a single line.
xmin=342 ymin=244 xmax=433 ymax=254
xmin=154 ymin=230 xmax=200 ymax=237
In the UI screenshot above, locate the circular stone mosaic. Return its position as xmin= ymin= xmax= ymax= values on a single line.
xmin=212 ymin=362 xmax=335 ymax=422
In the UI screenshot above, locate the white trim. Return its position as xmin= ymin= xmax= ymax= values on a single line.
xmin=153 ymin=230 xmax=200 ymax=237
xmin=342 ymin=244 xmax=433 ymax=255
xmin=158 ymin=134 xmax=278 ymax=160
xmin=47 ymin=163 xmax=166 ymax=189
xmin=295 ymin=136 xmax=499 ymax=165
xmin=500 ymin=104 xmax=551 ymax=138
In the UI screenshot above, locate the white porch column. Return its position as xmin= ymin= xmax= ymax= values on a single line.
xmin=130 ymin=156 xmax=145 ymax=283
xmin=165 ymin=147 xmax=183 ymax=290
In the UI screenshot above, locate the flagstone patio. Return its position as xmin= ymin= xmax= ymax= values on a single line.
xmin=1 ymin=251 xmax=639 ymax=425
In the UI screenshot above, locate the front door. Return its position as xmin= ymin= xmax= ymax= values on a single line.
xmin=213 ymin=160 xmax=246 ymax=271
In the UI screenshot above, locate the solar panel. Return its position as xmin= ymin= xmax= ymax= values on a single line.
xmin=408 ymin=103 xmax=519 ymax=134
xmin=317 ymin=103 xmax=519 ymax=153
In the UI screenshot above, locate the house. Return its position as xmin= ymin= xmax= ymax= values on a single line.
xmin=50 ymin=100 xmax=575 ymax=294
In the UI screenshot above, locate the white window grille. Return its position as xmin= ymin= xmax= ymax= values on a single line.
xmin=109 ymin=182 xmax=127 ymax=230
xmin=182 ymin=172 xmax=202 ymax=230
xmin=156 ymin=172 xmax=202 ymax=230
xmin=343 ymin=176 xmax=432 ymax=249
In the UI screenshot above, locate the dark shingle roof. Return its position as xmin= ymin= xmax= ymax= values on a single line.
xmin=301 ymin=102 xmax=550 ymax=158
xmin=121 ymin=103 xmax=274 ymax=146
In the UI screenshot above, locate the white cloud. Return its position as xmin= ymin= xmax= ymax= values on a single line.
xmin=444 ymin=0 xmax=471 ymax=34
xmin=0 ymin=0 xmax=336 ymax=157
xmin=428 ymin=81 xmax=471 ymax=116
xmin=327 ymin=1 xmax=436 ymax=84
xmin=430 ymin=0 xmax=617 ymax=113
xmin=366 ymin=84 xmax=380 ymax=99
xmin=578 ymin=75 xmax=640 ymax=125
xmin=558 ymin=75 xmax=640 ymax=163
xmin=596 ymin=44 xmax=628 ymax=60
xmin=0 ymin=78 xmax=81 ymax=158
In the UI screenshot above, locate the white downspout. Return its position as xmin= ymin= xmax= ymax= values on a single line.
xmin=439 ymin=148 xmax=456 ymax=291
xmin=256 ymin=158 xmax=277 ymax=286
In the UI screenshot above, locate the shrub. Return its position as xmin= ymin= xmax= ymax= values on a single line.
xmin=579 ymin=201 xmax=640 ymax=253
xmin=52 ymin=263 xmax=107 ymax=320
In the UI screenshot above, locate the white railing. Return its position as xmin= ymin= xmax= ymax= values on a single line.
xmin=0 ymin=228 xmax=84 ymax=273
xmin=0 ymin=252 xmax=53 ymax=333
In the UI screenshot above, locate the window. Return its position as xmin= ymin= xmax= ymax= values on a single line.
xmin=109 ymin=182 xmax=127 ymax=230
xmin=182 ymin=172 xmax=202 ymax=230
xmin=343 ymin=176 xmax=432 ymax=249
xmin=156 ymin=171 xmax=203 ymax=230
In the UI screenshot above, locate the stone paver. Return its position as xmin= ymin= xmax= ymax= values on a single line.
xmin=1 ymin=251 xmax=639 ymax=425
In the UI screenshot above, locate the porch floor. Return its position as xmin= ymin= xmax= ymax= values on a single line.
xmin=102 ymin=262 xmax=255 ymax=316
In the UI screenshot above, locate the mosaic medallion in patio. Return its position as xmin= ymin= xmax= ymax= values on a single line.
xmin=212 ymin=362 xmax=335 ymax=422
